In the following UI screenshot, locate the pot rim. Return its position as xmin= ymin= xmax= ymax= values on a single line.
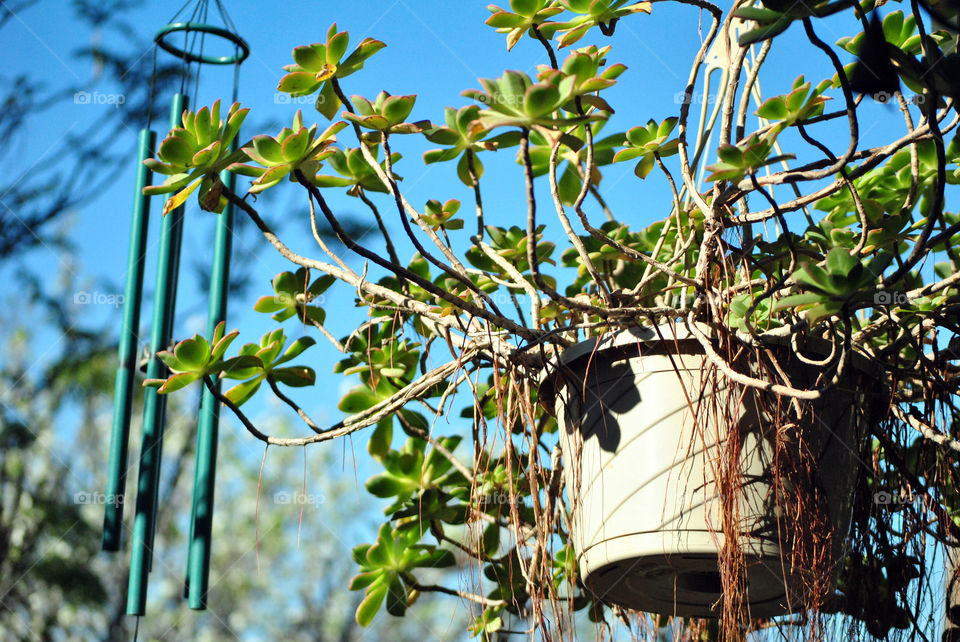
xmin=538 ymin=320 xmax=880 ymax=415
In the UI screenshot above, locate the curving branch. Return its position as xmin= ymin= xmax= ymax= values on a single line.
xmin=204 ymin=349 xmax=477 ymax=447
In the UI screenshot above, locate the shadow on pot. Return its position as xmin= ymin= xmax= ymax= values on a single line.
xmin=557 ymin=359 xmax=643 ymax=453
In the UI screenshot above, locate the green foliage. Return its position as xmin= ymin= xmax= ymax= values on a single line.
xmin=314 ymin=144 xmax=402 ymax=195
xmin=468 ymin=606 xmax=505 ymax=636
xmin=142 ymin=100 xmax=249 ymax=214
xmin=525 ymin=120 xmax=624 ymax=204
xmin=466 ymin=224 xmax=557 ymax=277
xmin=613 ymin=117 xmax=678 ymax=179
xmin=343 ymin=91 xmax=428 ymax=140
xmin=232 ymin=111 xmax=345 ymax=193
xmin=462 ymin=69 xmax=600 ymax=131
xmin=560 ymin=214 xmax=700 ymax=295
xmin=835 ymin=10 xmax=960 ymax=97
xmin=486 ymin=0 xmax=565 ymax=50
xmin=333 ymin=320 xmax=439 ymax=457
xmin=755 ymin=76 xmax=830 ymax=127
xmin=422 ymin=105 xmax=520 ymax=186
xmin=483 ymin=549 xmax=531 ymax=612
xmin=536 ymin=44 xmax=626 ymax=111
xmin=775 ymin=248 xmax=893 ymax=324
xmin=837 ymin=10 xmax=926 ymax=58
xmin=544 ymin=0 xmax=652 ymax=48
xmin=334 ymin=322 xmax=421 ymax=386
xmin=143 ymin=321 xmax=254 ymax=393
xmin=254 ymin=267 xmax=334 ymax=324
xmin=134 ymin=4 xmax=960 ymax=638
xmin=422 ymin=198 xmax=464 ymax=230
xmin=365 ymin=435 xmax=465 ymax=515
xmin=220 ymin=329 xmax=317 ymax=406
xmin=727 ymin=291 xmax=777 ymax=332
xmin=815 ymin=138 xmax=960 ymax=223
xmin=705 ymin=132 xmax=793 ymax=183
xmin=732 ymin=0 xmax=856 ymax=46
xmin=276 ymin=23 xmax=386 ymax=120
xmin=349 ymin=524 xmax=456 ymax=626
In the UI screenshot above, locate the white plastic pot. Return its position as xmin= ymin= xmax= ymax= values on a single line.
xmin=540 ymin=323 xmax=877 ymax=618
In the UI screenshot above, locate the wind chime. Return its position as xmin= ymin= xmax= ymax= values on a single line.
xmin=100 ymin=0 xmax=249 ymax=616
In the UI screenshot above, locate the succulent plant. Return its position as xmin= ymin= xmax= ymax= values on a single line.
xmin=342 ymin=91 xmax=429 ymax=142
xmin=230 ymin=110 xmax=345 ymax=193
xmin=136 ymin=8 xmax=960 ymax=640
xmin=541 ymin=0 xmax=652 ymax=48
xmin=462 ymin=70 xmax=598 ymax=132
xmin=219 ymin=329 xmax=317 ymax=406
xmin=535 ymin=44 xmax=626 ymax=112
xmin=613 ymin=117 xmax=679 ymax=179
xmin=276 ymin=23 xmax=387 ymax=120
xmin=143 ymin=322 xmax=257 ymax=393
xmin=422 ymin=105 xmax=521 ymax=186
xmin=704 ymin=132 xmax=792 ymax=184
xmin=143 ymin=100 xmax=249 ymax=214
xmin=421 ymin=198 xmax=464 ymax=231
xmin=314 ymin=145 xmax=402 ymax=196
xmin=349 ymin=523 xmax=456 ymax=626
xmin=755 ymin=76 xmax=830 ymax=129
xmin=485 ymin=0 xmax=565 ymax=50
xmin=253 ymin=267 xmax=334 ymax=323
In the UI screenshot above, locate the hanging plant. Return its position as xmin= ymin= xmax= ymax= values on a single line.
xmin=140 ymin=6 xmax=960 ymax=641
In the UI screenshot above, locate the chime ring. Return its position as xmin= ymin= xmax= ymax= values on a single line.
xmin=155 ymin=22 xmax=249 ymax=65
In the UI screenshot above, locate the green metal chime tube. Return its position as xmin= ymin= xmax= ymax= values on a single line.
xmin=186 ymin=155 xmax=236 ymax=609
xmin=127 ymin=93 xmax=187 ymax=616
xmin=147 ymin=148 xmax=187 ymax=565
xmin=103 ymin=128 xmax=156 ymax=552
